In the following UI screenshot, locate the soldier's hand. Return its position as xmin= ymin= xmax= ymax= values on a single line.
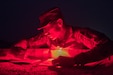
xmin=52 ymin=56 xmax=75 ymax=67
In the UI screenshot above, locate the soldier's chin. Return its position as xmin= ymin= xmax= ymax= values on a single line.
xmin=49 ymin=36 xmax=56 ymax=40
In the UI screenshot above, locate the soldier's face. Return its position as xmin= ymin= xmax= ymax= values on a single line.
xmin=43 ymin=21 xmax=64 ymax=40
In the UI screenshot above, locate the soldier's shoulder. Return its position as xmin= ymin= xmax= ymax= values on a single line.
xmin=71 ymin=26 xmax=84 ymax=32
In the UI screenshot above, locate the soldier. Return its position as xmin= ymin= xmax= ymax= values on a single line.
xmin=13 ymin=7 xmax=113 ymax=67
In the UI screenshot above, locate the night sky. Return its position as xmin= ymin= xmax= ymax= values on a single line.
xmin=0 ymin=0 xmax=113 ymax=43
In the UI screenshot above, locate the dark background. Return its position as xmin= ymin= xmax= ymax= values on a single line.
xmin=0 ymin=0 xmax=113 ymax=47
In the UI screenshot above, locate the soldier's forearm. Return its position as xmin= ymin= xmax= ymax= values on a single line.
xmin=73 ymin=41 xmax=113 ymax=64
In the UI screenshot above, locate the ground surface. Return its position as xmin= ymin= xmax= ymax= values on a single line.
xmin=0 ymin=49 xmax=113 ymax=75
xmin=0 ymin=58 xmax=113 ymax=75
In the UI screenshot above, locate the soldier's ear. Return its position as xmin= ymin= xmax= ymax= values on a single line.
xmin=56 ymin=18 xmax=63 ymax=27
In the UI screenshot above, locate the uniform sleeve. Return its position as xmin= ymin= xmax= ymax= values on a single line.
xmin=73 ymin=28 xmax=111 ymax=64
xmin=73 ymin=27 xmax=110 ymax=49
xmin=13 ymin=33 xmax=50 ymax=49
xmin=14 ymin=39 xmax=27 ymax=49
xmin=28 ymin=33 xmax=50 ymax=48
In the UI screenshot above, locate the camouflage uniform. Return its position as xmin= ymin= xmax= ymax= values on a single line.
xmin=13 ymin=26 xmax=113 ymax=64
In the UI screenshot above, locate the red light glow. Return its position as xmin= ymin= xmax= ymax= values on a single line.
xmin=51 ymin=46 xmax=69 ymax=59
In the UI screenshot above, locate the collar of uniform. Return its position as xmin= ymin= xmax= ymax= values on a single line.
xmin=60 ymin=26 xmax=73 ymax=46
